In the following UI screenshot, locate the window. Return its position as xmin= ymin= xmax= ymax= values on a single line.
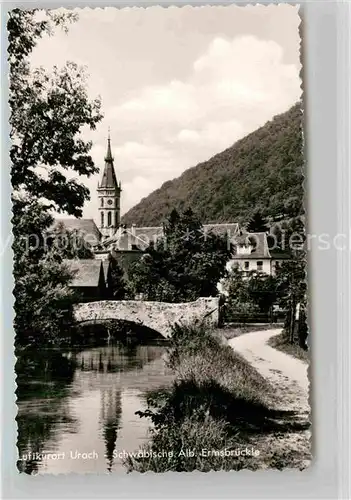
xmin=100 ymin=198 xmax=104 ymax=207
xmin=244 ymin=261 xmax=249 ymax=270
xmin=115 ymin=211 xmax=119 ymax=227
xmin=107 ymin=211 xmax=112 ymax=227
xmin=101 ymin=212 xmax=104 ymax=227
xmin=257 ymin=261 xmax=263 ymax=271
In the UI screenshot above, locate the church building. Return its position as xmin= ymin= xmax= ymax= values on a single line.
xmin=54 ymin=133 xmax=289 ymax=279
xmin=97 ymin=132 xmax=121 ymax=238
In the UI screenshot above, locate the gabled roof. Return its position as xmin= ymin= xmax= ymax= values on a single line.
xmin=233 ymin=232 xmax=291 ymax=260
xmin=233 ymin=232 xmax=271 ymax=259
xmin=54 ymin=218 xmax=101 ymax=245
xmin=64 ymin=259 xmax=104 ymax=288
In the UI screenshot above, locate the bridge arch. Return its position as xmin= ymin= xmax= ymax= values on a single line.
xmin=75 ymin=317 xmax=166 ymax=340
xmin=73 ymin=298 xmax=219 ymax=339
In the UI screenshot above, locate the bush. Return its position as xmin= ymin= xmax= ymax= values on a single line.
xmin=223 ymin=299 xmax=260 ymax=322
xmin=125 ymin=321 xmax=274 ymax=473
xmin=124 ymin=415 xmax=260 ymax=473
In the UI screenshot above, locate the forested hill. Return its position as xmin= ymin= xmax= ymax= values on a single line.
xmin=121 ymin=104 xmax=303 ymax=227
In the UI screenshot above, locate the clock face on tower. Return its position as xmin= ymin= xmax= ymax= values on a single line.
xmin=107 ymin=199 xmax=113 ymax=205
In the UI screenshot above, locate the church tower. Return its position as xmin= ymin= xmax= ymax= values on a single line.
xmin=97 ymin=132 xmax=121 ymax=238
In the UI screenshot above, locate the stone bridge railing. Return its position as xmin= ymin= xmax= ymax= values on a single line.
xmin=73 ymin=297 xmax=219 ymax=338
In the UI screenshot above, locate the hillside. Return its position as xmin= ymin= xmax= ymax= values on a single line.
xmin=121 ymin=104 xmax=303 ymax=227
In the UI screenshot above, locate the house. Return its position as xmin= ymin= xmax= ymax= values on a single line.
xmin=228 ymin=232 xmax=290 ymax=276
xmin=65 ymin=259 xmax=107 ymax=302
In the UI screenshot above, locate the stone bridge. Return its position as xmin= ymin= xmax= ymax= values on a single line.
xmin=73 ymin=297 xmax=219 ymax=338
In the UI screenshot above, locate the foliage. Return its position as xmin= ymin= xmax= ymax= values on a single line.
xmin=9 ymin=9 xmax=103 ymax=216
xmin=222 ymin=267 xmax=278 ymax=321
xmin=50 ymin=222 xmax=95 ymax=259
xmin=13 ymin=199 xmax=77 ymax=348
xmin=246 ymin=272 xmax=278 ymax=313
xmin=271 ymin=215 xmax=305 ymax=253
xmin=125 ymin=322 xmax=274 ymax=473
xmin=108 ymin=257 xmax=128 ymax=299
xmin=246 ymin=211 xmax=269 ymax=233
xmin=125 ymin=415 xmax=247 ymax=473
xmin=127 ymin=208 xmax=231 ymax=302
xmin=268 ymin=331 xmax=309 ymax=363
xmin=122 ymin=104 xmax=304 ymax=226
xmin=9 ymin=10 xmax=103 ymax=347
xmin=274 ymin=216 xmax=308 ymax=346
xmin=222 ymin=267 xmax=260 ymax=319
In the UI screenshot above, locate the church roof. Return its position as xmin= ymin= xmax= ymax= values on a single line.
xmin=99 ymin=135 xmax=119 ymax=189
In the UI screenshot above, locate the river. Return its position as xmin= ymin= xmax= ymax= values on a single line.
xmin=16 ymin=337 xmax=174 ymax=474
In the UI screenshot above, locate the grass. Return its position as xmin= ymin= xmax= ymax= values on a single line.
xmin=125 ymin=415 xmax=263 ymax=473
xmin=220 ymin=324 xmax=281 ymax=341
xmin=124 ymin=321 xmax=306 ymax=473
xmin=268 ymin=331 xmax=310 ymax=364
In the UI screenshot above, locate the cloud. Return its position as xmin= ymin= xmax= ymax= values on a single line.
xmin=30 ymin=19 xmax=301 ymax=222
xmin=91 ymin=35 xmax=300 ymax=219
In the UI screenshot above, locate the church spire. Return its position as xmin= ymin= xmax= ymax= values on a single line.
xmin=100 ymin=131 xmax=119 ymax=189
xmin=104 ymin=127 xmax=114 ymax=163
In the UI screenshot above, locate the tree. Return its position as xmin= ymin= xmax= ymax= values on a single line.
xmin=9 ymin=9 xmax=103 ymax=216
xmin=274 ymin=216 xmax=307 ymax=346
xmin=276 ymin=259 xmax=307 ymax=346
xmin=128 ymin=209 xmax=231 ymax=302
xmin=50 ymin=223 xmax=95 ymax=259
xmin=9 ymin=10 xmax=103 ymax=347
xmin=13 ymin=199 xmax=77 ymax=348
xmin=246 ymin=272 xmax=278 ymax=314
xmin=221 ymin=266 xmax=259 ymax=321
xmin=271 ymin=216 xmax=305 ymax=253
xmin=246 ymin=211 xmax=269 ymax=233
xmin=109 ymin=258 xmax=127 ymax=299
xmin=121 ymin=104 xmax=304 ymax=227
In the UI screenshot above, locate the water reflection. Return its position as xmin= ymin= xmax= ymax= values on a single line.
xmin=16 ymin=338 xmax=173 ymax=474
xmin=100 ymin=389 xmax=122 ymax=472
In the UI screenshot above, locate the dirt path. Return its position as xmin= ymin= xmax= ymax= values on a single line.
xmin=229 ymin=328 xmax=311 ymax=469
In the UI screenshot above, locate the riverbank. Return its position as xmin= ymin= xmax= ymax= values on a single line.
xmin=124 ymin=323 xmax=295 ymax=473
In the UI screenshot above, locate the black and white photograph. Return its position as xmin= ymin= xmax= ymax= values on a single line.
xmin=9 ymin=5 xmax=310 ymax=475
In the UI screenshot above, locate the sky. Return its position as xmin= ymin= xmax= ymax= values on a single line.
xmin=31 ymin=5 xmax=301 ymax=223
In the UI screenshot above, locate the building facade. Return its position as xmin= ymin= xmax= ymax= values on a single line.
xmin=228 ymin=232 xmax=290 ymax=277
